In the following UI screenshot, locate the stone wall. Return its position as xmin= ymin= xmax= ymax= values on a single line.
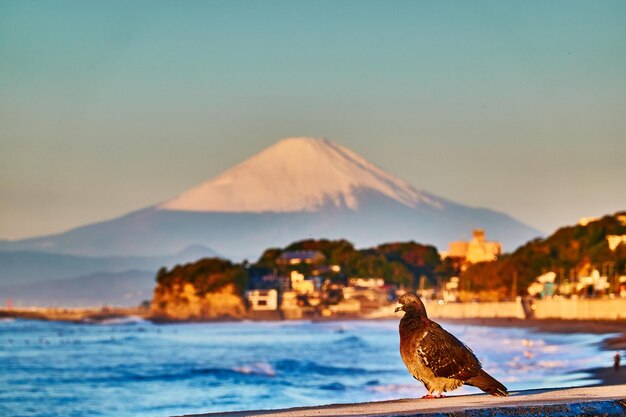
xmin=533 ymin=298 xmax=626 ymax=320
xmin=425 ymin=301 xmax=525 ymax=319
xmin=424 ymin=298 xmax=626 ymax=320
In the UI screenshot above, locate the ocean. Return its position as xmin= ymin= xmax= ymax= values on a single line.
xmin=0 ymin=318 xmax=614 ymax=417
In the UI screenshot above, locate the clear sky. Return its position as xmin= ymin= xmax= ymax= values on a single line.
xmin=1 ymin=0 xmax=625 ymax=240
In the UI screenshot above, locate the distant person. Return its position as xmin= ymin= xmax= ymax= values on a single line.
xmin=614 ymin=352 xmax=621 ymax=371
xmin=521 ymin=296 xmax=534 ymax=319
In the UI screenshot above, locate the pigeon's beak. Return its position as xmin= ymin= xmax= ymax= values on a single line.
xmin=395 ymin=305 xmax=403 ymax=313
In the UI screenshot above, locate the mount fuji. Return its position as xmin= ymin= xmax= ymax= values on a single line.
xmin=160 ymin=137 xmax=444 ymax=213
xmin=2 ymin=137 xmax=541 ymax=261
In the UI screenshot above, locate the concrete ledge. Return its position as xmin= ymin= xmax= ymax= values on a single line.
xmin=176 ymin=385 xmax=626 ymax=417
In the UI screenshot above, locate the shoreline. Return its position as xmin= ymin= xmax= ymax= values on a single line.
xmin=0 ymin=307 xmax=151 ymax=323
xmin=436 ymin=317 xmax=626 ymax=337
xmin=437 ymin=317 xmax=626 ymax=387
xmin=3 ymin=309 xmax=625 ymax=389
xmin=359 ymin=316 xmax=626 ymax=388
xmin=436 ymin=317 xmax=626 ymax=350
xmin=3 ymin=308 xmax=626 ymax=327
xmin=3 ymin=307 xmax=626 ymax=329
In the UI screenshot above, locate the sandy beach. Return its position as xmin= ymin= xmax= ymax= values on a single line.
xmin=437 ymin=317 xmax=626 ymax=339
xmin=437 ymin=317 xmax=626 ymax=387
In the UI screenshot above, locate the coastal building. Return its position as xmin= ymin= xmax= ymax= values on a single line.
xmin=576 ymin=270 xmax=610 ymax=295
xmin=343 ymin=279 xmax=390 ymax=314
xmin=280 ymin=291 xmax=298 ymax=309
xmin=578 ymin=216 xmax=600 ymax=226
xmin=446 ymin=229 xmax=502 ymax=264
xmin=246 ymin=289 xmax=278 ymax=311
xmin=446 ymin=241 xmax=469 ymax=259
xmin=311 ymin=264 xmax=341 ymax=276
xmin=276 ymin=250 xmax=325 ymax=265
xmin=578 ymin=213 xmax=625 ymax=227
xmin=321 ymin=281 xmax=344 ymax=305
xmin=527 ymin=269 xmax=618 ymax=298
xmin=326 ymin=298 xmax=361 ymax=316
xmin=442 ymin=277 xmax=460 ymax=302
xmin=248 ymin=272 xmax=278 ymax=289
xmin=290 ymin=271 xmax=318 ymax=294
xmin=607 ymin=235 xmax=626 ymax=251
xmin=248 ymin=270 xmax=292 ymax=292
xmin=307 ymin=292 xmax=322 ymax=307
xmin=348 ymin=277 xmax=385 ymax=288
xmin=531 ymin=272 xmax=557 ymax=298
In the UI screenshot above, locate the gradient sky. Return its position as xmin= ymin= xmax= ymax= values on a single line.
xmin=1 ymin=0 xmax=625 ymax=240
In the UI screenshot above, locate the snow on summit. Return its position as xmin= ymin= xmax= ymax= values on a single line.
xmin=160 ymin=137 xmax=443 ymax=213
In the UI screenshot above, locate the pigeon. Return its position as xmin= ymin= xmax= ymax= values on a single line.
xmin=395 ymin=293 xmax=509 ymax=398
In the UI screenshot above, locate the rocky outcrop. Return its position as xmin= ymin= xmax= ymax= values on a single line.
xmin=150 ymin=282 xmax=247 ymax=321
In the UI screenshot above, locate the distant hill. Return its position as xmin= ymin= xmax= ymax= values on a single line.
xmin=0 ymin=245 xmax=217 ymax=307
xmin=150 ymin=238 xmax=443 ymax=320
xmin=462 ymin=211 xmax=626 ymax=295
xmin=0 ymin=245 xmax=218 ymax=286
xmin=0 ymin=270 xmax=154 ymax=308
xmin=151 ymin=258 xmax=248 ymax=321
xmin=153 ymin=238 xmax=443 ymax=298
xmin=257 ymin=238 xmax=441 ymax=288
xmin=0 ymin=137 xmax=541 ymax=260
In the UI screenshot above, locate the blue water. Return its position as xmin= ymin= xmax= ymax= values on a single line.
xmin=0 ymin=318 xmax=614 ymax=417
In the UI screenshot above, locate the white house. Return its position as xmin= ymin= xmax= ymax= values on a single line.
xmin=247 ymin=289 xmax=278 ymax=311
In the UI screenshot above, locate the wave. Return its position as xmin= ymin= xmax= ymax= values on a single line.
xmin=233 ymin=362 xmax=276 ymax=376
xmin=75 ymin=365 xmax=278 ymax=384
xmin=274 ymin=359 xmax=378 ymax=376
xmin=367 ymin=383 xmax=417 ymax=394
xmin=89 ymin=335 xmax=141 ymax=344
xmin=87 ymin=315 xmax=150 ymax=325
xmin=335 ymin=335 xmax=369 ymax=348
xmin=318 ymin=382 xmax=346 ymax=391
xmin=537 ymin=360 xmax=566 ymax=369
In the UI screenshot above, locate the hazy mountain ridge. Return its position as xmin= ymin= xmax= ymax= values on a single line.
xmin=0 ymin=245 xmax=218 ymax=285
xmin=0 ymin=189 xmax=539 ymax=260
xmin=0 ymin=270 xmax=155 ymax=308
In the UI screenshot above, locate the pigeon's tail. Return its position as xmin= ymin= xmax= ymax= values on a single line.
xmin=466 ymin=369 xmax=509 ymax=397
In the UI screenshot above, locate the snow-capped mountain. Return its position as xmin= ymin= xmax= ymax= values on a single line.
xmin=160 ymin=137 xmax=442 ymax=212
xmin=1 ymin=137 xmax=541 ymax=261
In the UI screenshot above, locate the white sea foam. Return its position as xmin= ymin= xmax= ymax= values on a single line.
xmin=367 ymin=384 xmax=416 ymax=393
xmin=90 ymin=315 xmax=149 ymax=325
xmin=233 ymin=362 xmax=276 ymax=376
xmin=538 ymin=360 xmax=566 ymax=368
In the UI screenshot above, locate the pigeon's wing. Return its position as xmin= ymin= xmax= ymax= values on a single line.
xmin=416 ymin=322 xmax=482 ymax=380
